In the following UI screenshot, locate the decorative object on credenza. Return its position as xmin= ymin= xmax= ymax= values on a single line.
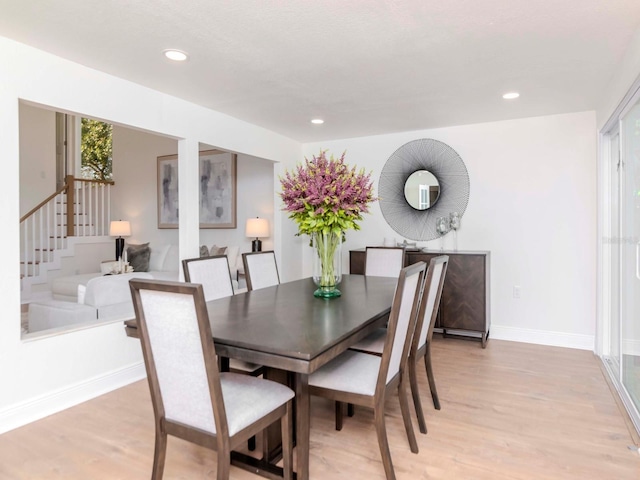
xmin=280 ymin=149 xmax=377 ymax=298
xmin=449 ymin=211 xmax=461 ymax=251
xmin=157 ymin=150 xmax=237 ymax=229
xmin=436 ymin=216 xmax=451 ymax=252
xmin=246 ymin=217 xmax=269 ymax=252
xmin=109 ymin=220 xmax=131 ymax=261
xmin=397 ymin=239 xmax=418 ymax=250
xmin=378 ymin=138 xmax=470 ymax=241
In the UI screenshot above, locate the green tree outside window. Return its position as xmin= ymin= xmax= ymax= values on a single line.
xmin=81 ymin=118 xmax=112 ymax=180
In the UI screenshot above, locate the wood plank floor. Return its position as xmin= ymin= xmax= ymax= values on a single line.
xmin=1 ymin=338 xmax=639 ymax=479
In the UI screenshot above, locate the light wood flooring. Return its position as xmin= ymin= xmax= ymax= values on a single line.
xmin=1 ymin=338 xmax=639 ymax=479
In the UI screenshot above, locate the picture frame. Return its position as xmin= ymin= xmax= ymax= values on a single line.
xmin=199 ymin=150 xmax=237 ymax=228
xmin=157 ymin=154 xmax=179 ymax=228
xmin=157 ymin=150 xmax=237 ymax=229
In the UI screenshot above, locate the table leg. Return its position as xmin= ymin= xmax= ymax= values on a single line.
xmin=295 ymin=372 xmax=310 ymax=480
xmin=263 ymin=368 xmax=291 ymax=461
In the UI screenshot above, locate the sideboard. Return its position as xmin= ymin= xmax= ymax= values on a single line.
xmin=349 ymin=248 xmax=491 ymax=347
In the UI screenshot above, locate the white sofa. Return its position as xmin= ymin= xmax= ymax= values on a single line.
xmin=51 ymin=244 xmax=181 ymax=302
xmin=29 ymin=244 xmax=244 ymax=332
xmin=28 ymin=272 xmax=154 ymax=332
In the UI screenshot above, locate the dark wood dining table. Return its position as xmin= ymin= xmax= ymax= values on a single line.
xmin=124 ymin=274 xmax=397 ymax=480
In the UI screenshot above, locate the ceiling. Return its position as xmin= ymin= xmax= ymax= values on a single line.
xmin=1 ymin=0 xmax=639 ymax=142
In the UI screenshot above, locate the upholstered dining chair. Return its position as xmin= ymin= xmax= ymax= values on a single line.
xmin=308 ymin=262 xmax=426 ymax=480
xmin=242 ymin=251 xmax=280 ymax=291
xmin=182 ymin=255 xmax=263 ymax=374
xmin=182 ymin=255 xmax=234 ymax=302
xmin=129 ymin=279 xmax=294 ymax=480
xmin=182 ymin=256 xmax=264 ymax=452
xmin=349 ymin=255 xmax=449 ymax=434
xmin=364 ymin=246 xmax=405 ymax=277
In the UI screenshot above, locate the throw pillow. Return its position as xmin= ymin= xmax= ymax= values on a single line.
xmin=200 ymin=245 xmax=210 ymax=257
xmin=127 ymin=243 xmax=151 ymax=272
xmin=209 ymin=245 xmax=227 ymax=256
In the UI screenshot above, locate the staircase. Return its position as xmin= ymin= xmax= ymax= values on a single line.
xmin=20 ymin=175 xmax=114 ymax=298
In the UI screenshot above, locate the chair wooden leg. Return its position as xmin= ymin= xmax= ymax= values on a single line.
xmin=398 ymin=375 xmax=419 ymax=453
xmin=217 ymin=443 xmax=231 ymax=480
xmin=281 ymin=402 xmax=293 ymax=480
xmin=151 ymin=428 xmax=167 ymax=480
xmin=424 ymin=345 xmax=441 ymax=410
xmin=347 ymin=403 xmax=354 ymax=417
xmin=409 ymin=357 xmax=428 ymax=434
xmin=248 ymin=435 xmax=256 ymax=451
xmin=374 ymin=403 xmax=396 ymax=480
xmin=335 ymin=401 xmax=344 ymax=431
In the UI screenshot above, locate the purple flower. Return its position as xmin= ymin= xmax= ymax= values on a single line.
xmin=279 ymin=150 xmax=377 ymax=236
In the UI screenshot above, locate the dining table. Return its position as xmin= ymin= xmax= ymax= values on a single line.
xmin=124 ymin=273 xmax=397 ymax=480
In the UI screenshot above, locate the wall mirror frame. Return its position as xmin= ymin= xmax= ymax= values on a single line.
xmin=378 ymin=138 xmax=470 ymax=241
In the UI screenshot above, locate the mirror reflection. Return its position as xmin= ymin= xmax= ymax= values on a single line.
xmin=404 ymin=170 xmax=440 ymax=210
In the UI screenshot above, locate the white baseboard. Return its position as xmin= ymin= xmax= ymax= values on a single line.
xmin=0 ymin=362 xmax=145 ymax=435
xmin=490 ymin=325 xmax=595 ymax=351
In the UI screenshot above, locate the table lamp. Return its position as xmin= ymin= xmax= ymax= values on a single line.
xmin=245 ymin=217 xmax=269 ymax=252
xmin=109 ymin=220 xmax=131 ymax=260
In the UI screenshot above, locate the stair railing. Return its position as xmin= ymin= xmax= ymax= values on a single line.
xmin=20 ymin=175 xmax=114 ymax=279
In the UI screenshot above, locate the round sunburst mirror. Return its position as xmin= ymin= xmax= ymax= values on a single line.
xmin=378 ymin=139 xmax=470 ymax=241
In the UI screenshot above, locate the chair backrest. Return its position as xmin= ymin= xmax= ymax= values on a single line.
xmin=130 ymin=279 xmax=228 ymax=437
xmin=242 ymin=251 xmax=280 ymax=291
xmin=365 ymin=247 xmax=405 ymax=277
xmin=182 ymin=255 xmax=234 ymax=302
xmin=377 ymin=262 xmax=426 ymax=390
xmin=413 ymin=256 xmax=449 ymax=352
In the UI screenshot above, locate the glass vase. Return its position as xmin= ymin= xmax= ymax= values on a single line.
xmin=312 ymin=231 xmax=342 ymax=298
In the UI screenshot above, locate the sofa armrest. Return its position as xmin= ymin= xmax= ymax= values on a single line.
xmin=84 ymin=272 xmax=153 ymax=307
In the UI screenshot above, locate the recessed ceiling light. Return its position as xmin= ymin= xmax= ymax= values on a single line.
xmin=502 ymin=92 xmax=520 ymax=100
xmin=164 ymin=49 xmax=189 ymax=62
xmin=311 ymin=118 xmax=324 ymax=124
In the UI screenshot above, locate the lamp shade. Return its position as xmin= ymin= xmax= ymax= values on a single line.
xmin=245 ymin=218 xmax=269 ymax=238
xmin=109 ymin=220 xmax=131 ymax=237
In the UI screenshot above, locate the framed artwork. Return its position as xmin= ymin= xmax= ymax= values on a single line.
xmin=199 ymin=150 xmax=237 ymax=228
xmin=157 ymin=154 xmax=179 ymax=228
xmin=157 ymin=150 xmax=237 ymax=229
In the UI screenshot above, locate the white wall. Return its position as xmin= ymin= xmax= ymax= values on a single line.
xmin=303 ymin=111 xmax=597 ymax=349
xmin=19 ymin=103 xmax=56 ymax=216
xmin=0 ymin=36 xmax=301 ymax=434
xmin=111 ymin=124 xmax=179 ymax=250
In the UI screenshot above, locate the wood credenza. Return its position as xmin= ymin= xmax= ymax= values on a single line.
xmin=349 ymin=249 xmax=491 ymax=347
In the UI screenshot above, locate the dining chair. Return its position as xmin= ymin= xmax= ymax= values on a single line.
xmin=364 ymin=246 xmax=405 ymax=277
xmin=182 ymin=256 xmax=265 ymax=451
xmin=242 ymin=251 xmax=280 ymax=291
xmin=308 ymin=262 xmax=426 ymax=480
xmin=182 ymin=255 xmax=234 ymax=301
xmin=182 ymin=256 xmax=263 ymax=373
xmin=129 ymin=279 xmax=294 ymax=480
xmin=349 ymin=255 xmax=449 ymax=434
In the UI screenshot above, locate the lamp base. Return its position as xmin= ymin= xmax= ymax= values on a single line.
xmin=251 ymin=239 xmax=262 ymax=252
xmin=115 ymin=237 xmax=125 ymax=260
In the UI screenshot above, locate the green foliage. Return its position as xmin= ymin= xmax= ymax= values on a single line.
xmin=81 ymin=118 xmax=112 ymax=180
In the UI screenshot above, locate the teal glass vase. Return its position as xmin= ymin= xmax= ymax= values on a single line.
xmin=312 ymin=231 xmax=342 ymax=298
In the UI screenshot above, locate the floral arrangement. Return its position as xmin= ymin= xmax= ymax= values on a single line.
xmin=280 ymin=150 xmax=377 ymax=297
xmin=279 ymin=150 xmax=377 ymax=237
